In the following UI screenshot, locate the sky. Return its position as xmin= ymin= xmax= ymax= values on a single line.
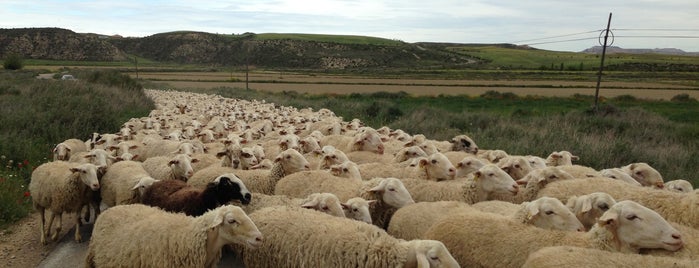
xmin=2 ymin=0 xmax=698 ymax=52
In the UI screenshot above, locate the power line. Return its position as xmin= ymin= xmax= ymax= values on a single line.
xmin=612 ymin=28 xmax=699 ymax=31
xmin=615 ymin=35 xmax=699 ymax=39
xmin=521 ymin=37 xmax=599 ymax=46
xmin=512 ymin=30 xmax=602 ymax=43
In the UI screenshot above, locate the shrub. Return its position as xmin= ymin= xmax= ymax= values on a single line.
xmin=671 ymin=93 xmax=696 ymax=102
xmin=2 ymin=54 xmax=23 ymax=70
xmin=0 ymin=157 xmax=33 ymax=228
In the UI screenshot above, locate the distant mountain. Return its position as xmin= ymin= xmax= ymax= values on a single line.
xmin=0 ymin=28 xmax=127 ymax=61
xmin=581 ymin=46 xmax=699 ymax=56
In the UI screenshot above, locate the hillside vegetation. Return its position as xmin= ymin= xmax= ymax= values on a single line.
xmin=0 ymin=70 xmax=153 ymax=227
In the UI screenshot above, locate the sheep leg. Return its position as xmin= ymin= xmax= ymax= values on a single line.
xmin=38 ymin=207 xmax=47 ymax=245
xmin=74 ymin=212 xmax=83 ymax=243
xmin=51 ymin=213 xmax=62 ymax=241
xmin=45 ymin=211 xmax=56 ymax=242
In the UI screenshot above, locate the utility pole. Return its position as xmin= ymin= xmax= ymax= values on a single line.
xmin=134 ymin=57 xmax=139 ymax=79
xmin=594 ymin=13 xmax=612 ymax=113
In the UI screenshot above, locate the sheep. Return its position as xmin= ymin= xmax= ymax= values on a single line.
xmin=665 ymin=179 xmax=694 ymax=193
xmin=454 ymin=155 xmax=487 ymax=178
xmin=85 ymin=204 xmax=263 ymax=268
xmin=476 ymin=149 xmax=509 ymax=163
xmin=190 ymin=149 xmax=310 ymax=194
xmin=320 ymin=128 xmax=385 ymax=155
xmin=449 ymin=134 xmax=479 ymax=153
xmin=423 ymin=200 xmax=683 ymax=268
xmin=342 ymin=197 xmax=374 ymax=224
xmin=141 ymin=173 xmax=252 ymax=216
xmin=68 ymin=148 xmax=113 ymax=168
xmin=493 ymin=166 xmax=575 ymax=204
xmin=391 ymin=145 xmax=428 ymax=164
xmin=359 ymin=152 xmax=456 ymax=181
xmin=53 ymin=138 xmax=88 ymax=161
xmin=537 ymin=177 xmax=699 ymax=229
xmin=99 ymin=160 xmax=159 ymax=208
xmin=29 ymin=162 xmax=102 ymax=244
xmin=523 ymin=246 xmax=699 ymax=268
xmin=600 ymin=168 xmax=643 ymax=186
xmin=329 ymin=161 xmax=362 ymax=180
xmin=241 ymin=192 xmax=346 ymax=218
xmin=249 ymin=159 xmax=273 ymax=170
xmin=470 ymin=197 xmax=585 ymax=232
xmin=275 ymin=175 xmax=414 ymax=228
xmin=318 ymin=145 xmax=350 ymax=169
xmin=399 ymin=164 xmax=519 ymax=203
xmin=545 ymin=150 xmax=580 ymax=166
xmin=565 ymin=192 xmax=617 ymax=230
xmin=236 ymin=206 xmax=459 ymax=268
xmin=142 ymin=153 xmax=198 ymax=181
xmin=388 ymin=197 xmax=584 ymax=241
xmin=620 ymin=162 xmax=664 ymax=188
xmin=556 ymin=164 xmax=601 ymax=178
xmin=497 ymin=155 xmax=536 ymax=180
xmin=216 ymin=145 xmax=258 ymax=169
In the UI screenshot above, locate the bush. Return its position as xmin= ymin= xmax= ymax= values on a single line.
xmin=2 ymin=54 xmax=24 ymax=70
xmin=0 ymin=157 xmax=33 ymax=228
xmin=671 ymin=93 xmax=697 ymax=102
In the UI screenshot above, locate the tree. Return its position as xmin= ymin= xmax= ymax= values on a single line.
xmin=3 ymin=54 xmax=24 ymax=70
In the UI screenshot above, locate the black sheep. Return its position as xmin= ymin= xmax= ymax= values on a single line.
xmin=141 ymin=174 xmax=251 ymax=216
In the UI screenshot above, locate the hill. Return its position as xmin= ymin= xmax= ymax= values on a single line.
xmin=1 ymin=28 xmax=698 ymax=72
xmin=0 ymin=28 xmax=127 ymax=61
xmin=582 ymin=46 xmax=699 ymax=56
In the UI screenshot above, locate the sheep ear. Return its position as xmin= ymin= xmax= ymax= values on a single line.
xmin=191 ymin=158 xmax=200 ymax=163
xmin=69 ymin=167 xmax=81 ymax=173
xmin=301 ymin=199 xmax=319 ymax=209
xmin=473 ymin=171 xmax=482 ymax=181
xmin=216 ymin=151 xmax=228 ymax=158
xmin=368 ymin=179 xmax=388 ymax=193
xmin=340 ymin=203 xmax=350 ymax=210
xmin=571 ymin=155 xmax=580 ymax=161
xmin=598 ymin=210 xmax=619 ymax=229
xmin=366 ymin=200 xmax=377 ymax=206
xmin=168 ymin=160 xmax=179 ymax=165
xmin=418 ymin=159 xmax=428 ymax=168
xmin=581 ymin=197 xmax=594 ymax=214
xmin=525 ymin=202 xmax=539 ymax=221
xmin=209 ymin=211 xmax=226 ymax=229
xmin=415 ymin=251 xmax=431 ymax=268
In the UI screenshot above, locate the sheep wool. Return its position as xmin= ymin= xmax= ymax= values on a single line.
xmin=237 ymin=206 xmax=459 ymax=268
xmin=85 ymin=204 xmax=263 ymax=268
xmin=523 ymin=246 xmax=699 ymax=268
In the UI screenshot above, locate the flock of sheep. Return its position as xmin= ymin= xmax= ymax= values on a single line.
xmin=28 ymin=88 xmax=698 ymax=267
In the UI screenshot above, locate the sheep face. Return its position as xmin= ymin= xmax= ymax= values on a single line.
xmin=276 ymin=149 xmax=310 ymax=174
xmin=70 ymin=163 xmax=101 ymax=191
xmin=455 ymin=156 xmax=486 ymax=178
xmin=419 ymin=153 xmax=456 ymax=181
xmin=498 ymin=156 xmax=534 ymax=181
xmin=566 ymin=192 xmax=617 ymax=230
xmin=211 ymin=206 xmax=264 ymax=248
xmin=600 ymin=168 xmax=642 ymax=186
xmin=321 ymin=149 xmax=349 ymax=169
xmin=85 ymin=149 xmax=112 ymax=167
xmin=624 ymin=163 xmax=664 ymax=189
xmin=353 ymin=130 xmax=385 ymax=154
xmin=279 ymin=134 xmax=301 ymax=152
xmin=665 ymin=180 xmax=693 ymax=193
xmin=523 ymin=197 xmax=584 ymax=232
xmin=450 ymin=135 xmax=478 ymax=154
xmin=393 ymin=146 xmax=427 ymax=163
xmin=299 ymin=137 xmax=321 ymax=154
xmin=341 ymin=197 xmax=373 ymax=224
xmin=405 ymin=240 xmax=460 ymax=268
xmin=239 ymin=148 xmax=259 ymax=170
xmin=53 ymin=143 xmax=71 ymax=161
xmin=301 ymin=193 xmax=345 ymax=217
xmin=598 ymin=200 xmax=682 ymax=252
xmin=330 ymin=162 xmax=362 ymax=180
xmin=168 ymin=154 xmax=197 ymax=181
xmin=213 ymin=174 xmax=252 ymax=205
xmin=517 ymin=167 xmax=574 ymax=187
xmin=130 ymin=176 xmax=159 ymax=198
xmin=545 ymin=151 xmax=579 ymax=166
xmin=368 ymin=178 xmax=415 ymax=208
xmin=474 ymin=165 xmax=518 ymax=196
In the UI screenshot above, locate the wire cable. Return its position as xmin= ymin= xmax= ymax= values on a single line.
xmin=512 ymin=30 xmax=602 ymax=43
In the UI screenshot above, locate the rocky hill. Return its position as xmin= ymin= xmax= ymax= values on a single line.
xmin=581 ymin=46 xmax=699 ymax=56
xmin=0 ymin=28 xmax=127 ymax=61
xmin=0 ymin=28 xmax=477 ymax=69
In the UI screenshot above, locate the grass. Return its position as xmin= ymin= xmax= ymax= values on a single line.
xmin=159 ymin=84 xmax=698 ymax=186
xmin=0 ymin=69 xmax=154 ymax=228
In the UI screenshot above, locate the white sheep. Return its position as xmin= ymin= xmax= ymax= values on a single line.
xmin=665 ymin=179 xmax=694 ymax=193
xmin=620 ymin=162 xmax=664 ymax=188
xmin=599 ymin=168 xmax=642 ymax=186
xmin=100 ymin=160 xmax=159 ymax=208
xmin=29 ymin=162 xmax=102 ymax=244
xmin=342 ymin=197 xmax=373 ymax=224
xmin=565 ymin=192 xmax=617 ymax=230
xmin=470 ymin=197 xmax=584 ymax=232
xmin=320 ymin=128 xmax=385 ymax=155
xmin=85 ymin=204 xmax=263 ymax=268
xmin=236 ymin=206 xmax=459 ymax=268
xmin=399 ymin=164 xmax=519 ymax=203
xmin=545 ymin=150 xmax=580 ymax=166
xmin=423 ymin=200 xmax=683 ymax=268
xmin=53 ymin=138 xmax=88 ymax=161
xmin=391 ymin=145 xmax=428 ymax=164
xmin=453 ymin=155 xmax=487 ymax=178
xmin=359 ymin=152 xmax=456 ymax=181
xmin=241 ymin=192 xmax=346 ymax=218
xmin=68 ymin=148 xmax=113 ymax=168
xmin=523 ymin=246 xmax=699 ymax=268
xmin=493 ymin=166 xmax=576 ymax=204
xmin=537 ymin=177 xmax=699 ymax=229
xmin=142 ymin=153 xmax=199 ymax=181
xmin=318 ymin=145 xmax=350 ymax=169
xmin=329 ymin=161 xmax=362 ymax=180
xmin=190 ymin=149 xmax=310 ymax=195
xmin=556 ymin=164 xmax=602 ymax=178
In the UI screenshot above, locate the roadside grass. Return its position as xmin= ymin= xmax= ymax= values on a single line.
xmin=161 ymin=84 xmax=698 ymax=186
xmin=0 ymin=70 xmax=154 ymax=228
